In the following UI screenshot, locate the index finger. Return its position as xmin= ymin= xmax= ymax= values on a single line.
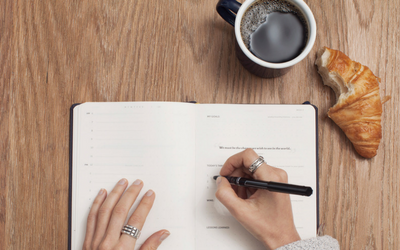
xmin=220 ymin=149 xmax=270 ymax=180
xmin=220 ymin=149 xmax=259 ymax=176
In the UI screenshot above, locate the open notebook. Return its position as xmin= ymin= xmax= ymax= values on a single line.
xmin=69 ymin=102 xmax=318 ymax=250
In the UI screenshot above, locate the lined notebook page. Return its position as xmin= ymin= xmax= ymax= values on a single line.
xmin=194 ymin=104 xmax=317 ymax=250
xmin=71 ymin=102 xmax=196 ymax=249
xmin=71 ymin=102 xmax=317 ymax=250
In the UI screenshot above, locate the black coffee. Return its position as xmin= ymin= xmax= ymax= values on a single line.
xmin=241 ymin=0 xmax=308 ymax=63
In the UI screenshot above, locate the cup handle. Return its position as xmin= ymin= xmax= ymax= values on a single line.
xmin=216 ymin=0 xmax=242 ymax=26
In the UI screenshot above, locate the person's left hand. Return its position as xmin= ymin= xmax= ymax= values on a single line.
xmin=83 ymin=178 xmax=170 ymax=250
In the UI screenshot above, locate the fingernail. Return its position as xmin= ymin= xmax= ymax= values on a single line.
xmin=216 ymin=177 xmax=222 ymax=186
xmin=159 ymin=231 xmax=170 ymax=242
xmin=145 ymin=190 xmax=154 ymax=197
xmin=133 ymin=179 xmax=142 ymax=185
xmin=118 ymin=178 xmax=127 ymax=185
xmin=98 ymin=188 xmax=105 ymax=195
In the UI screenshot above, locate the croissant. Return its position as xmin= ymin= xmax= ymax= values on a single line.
xmin=315 ymin=47 xmax=384 ymax=158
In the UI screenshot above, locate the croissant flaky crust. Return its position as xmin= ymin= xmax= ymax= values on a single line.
xmin=316 ymin=47 xmax=383 ymax=158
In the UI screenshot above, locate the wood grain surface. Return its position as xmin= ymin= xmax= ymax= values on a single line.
xmin=1 ymin=0 xmax=399 ymax=249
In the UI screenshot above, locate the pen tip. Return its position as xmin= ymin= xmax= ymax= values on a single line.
xmin=213 ymin=175 xmax=220 ymax=180
xmin=306 ymin=187 xmax=313 ymax=196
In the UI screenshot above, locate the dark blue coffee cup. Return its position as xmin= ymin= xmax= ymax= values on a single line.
xmin=216 ymin=0 xmax=316 ymax=78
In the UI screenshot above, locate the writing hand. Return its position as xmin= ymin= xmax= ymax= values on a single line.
xmin=215 ymin=149 xmax=300 ymax=249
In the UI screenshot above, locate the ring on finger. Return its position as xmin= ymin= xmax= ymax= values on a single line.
xmin=121 ymin=224 xmax=141 ymax=239
xmin=248 ymin=156 xmax=264 ymax=174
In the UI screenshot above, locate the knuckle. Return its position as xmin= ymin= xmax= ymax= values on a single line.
xmin=98 ymin=206 xmax=110 ymax=217
xmin=93 ymin=195 xmax=104 ymax=205
xmin=87 ymin=213 xmax=97 ymax=224
xmin=275 ymin=169 xmax=288 ymax=182
xmin=98 ymin=240 xmax=112 ymax=250
xmin=140 ymin=196 xmax=153 ymax=206
xmin=129 ymin=213 xmax=145 ymax=224
xmin=243 ymin=148 xmax=255 ymax=156
xmin=112 ymin=205 xmax=128 ymax=216
xmin=126 ymin=185 xmax=141 ymax=194
xmin=108 ymin=188 xmax=123 ymax=198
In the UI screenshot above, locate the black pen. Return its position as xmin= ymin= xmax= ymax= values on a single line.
xmin=213 ymin=175 xmax=313 ymax=197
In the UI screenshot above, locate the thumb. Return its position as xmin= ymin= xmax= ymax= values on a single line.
xmin=215 ymin=177 xmax=246 ymax=216
xmin=139 ymin=230 xmax=170 ymax=250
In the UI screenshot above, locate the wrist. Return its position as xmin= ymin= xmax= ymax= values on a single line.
xmin=262 ymin=229 xmax=301 ymax=250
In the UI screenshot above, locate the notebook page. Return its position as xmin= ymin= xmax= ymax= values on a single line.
xmin=194 ymin=104 xmax=317 ymax=250
xmin=71 ymin=102 xmax=196 ymax=250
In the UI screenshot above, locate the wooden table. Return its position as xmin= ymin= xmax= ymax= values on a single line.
xmin=1 ymin=0 xmax=399 ymax=249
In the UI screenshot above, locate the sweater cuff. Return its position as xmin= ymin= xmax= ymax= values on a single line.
xmin=275 ymin=235 xmax=339 ymax=250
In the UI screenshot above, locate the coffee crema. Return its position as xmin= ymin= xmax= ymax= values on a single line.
xmin=240 ymin=0 xmax=309 ymax=63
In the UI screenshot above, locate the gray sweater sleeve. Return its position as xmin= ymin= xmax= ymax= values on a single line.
xmin=275 ymin=236 xmax=339 ymax=250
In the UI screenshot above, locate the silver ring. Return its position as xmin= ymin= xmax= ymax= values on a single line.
xmin=248 ymin=156 xmax=264 ymax=173
xmin=121 ymin=224 xmax=141 ymax=239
